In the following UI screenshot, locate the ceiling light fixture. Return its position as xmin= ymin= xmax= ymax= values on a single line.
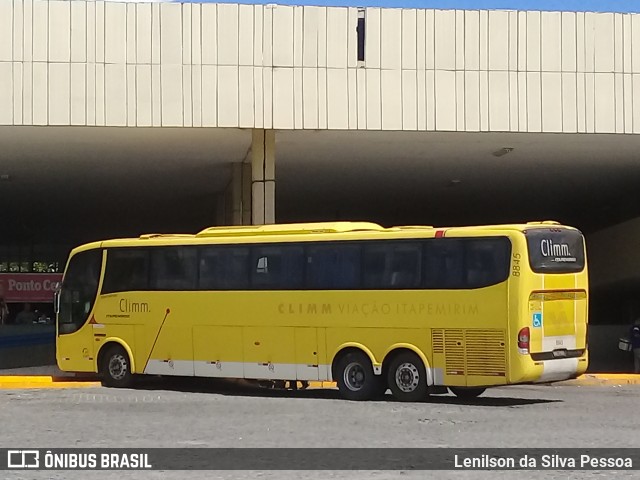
xmin=493 ymin=147 xmax=514 ymax=157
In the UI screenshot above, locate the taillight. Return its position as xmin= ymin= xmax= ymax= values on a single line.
xmin=518 ymin=327 xmax=530 ymax=354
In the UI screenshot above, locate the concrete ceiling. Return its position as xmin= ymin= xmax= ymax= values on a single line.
xmin=0 ymin=126 xmax=251 ymax=242
xmin=2 ymin=126 xmax=640 ymax=250
xmin=276 ymin=130 xmax=640 ymax=232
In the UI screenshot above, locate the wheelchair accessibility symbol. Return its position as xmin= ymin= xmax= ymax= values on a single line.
xmin=532 ymin=313 xmax=543 ymax=328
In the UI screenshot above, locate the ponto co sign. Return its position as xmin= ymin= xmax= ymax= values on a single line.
xmin=0 ymin=274 xmax=63 ymax=303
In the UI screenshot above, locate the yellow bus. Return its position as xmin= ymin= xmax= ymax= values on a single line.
xmin=55 ymin=221 xmax=588 ymax=401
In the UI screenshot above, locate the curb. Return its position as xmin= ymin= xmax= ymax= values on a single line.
xmin=0 ymin=376 xmax=101 ymax=389
xmin=309 ymin=376 xmax=640 ymax=389
xmin=553 ymin=374 xmax=640 ymax=387
xmin=2 ymin=375 xmax=638 ymax=390
xmin=306 ymin=381 xmax=337 ymax=389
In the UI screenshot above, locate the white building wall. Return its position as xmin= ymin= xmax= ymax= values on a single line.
xmin=1 ymin=0 xmax=640 ymax=132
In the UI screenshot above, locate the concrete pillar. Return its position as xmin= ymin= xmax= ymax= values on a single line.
xmin=251 ymin=129 xmax=276 ymax=225
xmin=231 ymin=163 xmax=243 ymax=225
xmin=217 ymin=129 xmax=275 ymax=226
xmin=242 ymin=162 xmax=252 ymax=225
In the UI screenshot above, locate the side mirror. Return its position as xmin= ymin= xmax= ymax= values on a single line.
xmin=54 ymin=289 xmax=61 ymax=315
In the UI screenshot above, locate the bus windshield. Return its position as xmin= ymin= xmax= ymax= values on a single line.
xmin=58 ymin=249 xmax=102 ymax=334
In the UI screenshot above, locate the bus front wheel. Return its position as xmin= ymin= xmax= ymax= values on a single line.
xmin=449 ymin=387 xmax=486 ymax=399
xmin=387 ymin=351 xmax=428 ymax=402
xmin=100 ymin=345 xmax=133 ymax=388
xmin=335 ymin=351 xmax=384 ymax=401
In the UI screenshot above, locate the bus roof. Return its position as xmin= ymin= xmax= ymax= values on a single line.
xmin=195 ymin=221 xmax=387 ymax=237
xmin=68 ymin=220 xmax=579 ymax=254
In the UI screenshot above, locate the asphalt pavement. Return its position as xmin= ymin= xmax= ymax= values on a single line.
xmin=1 ymin=379 xmax=638 ymax=480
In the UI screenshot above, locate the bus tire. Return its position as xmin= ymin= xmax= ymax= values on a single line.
xmin=387 ymin=351 xmax=428 ymax=402
xmin=449 ymin=387 xmax=486 ymax=399
xmin=100 ymin=345 xmax=133 ymax=388
xmin=335 ymin=351 xmax=383 ymax=401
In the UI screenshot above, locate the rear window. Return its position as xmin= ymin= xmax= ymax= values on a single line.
xmin=525 ymin=228 xmax=585 ymax=273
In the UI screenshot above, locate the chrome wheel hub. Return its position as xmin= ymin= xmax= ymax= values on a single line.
xmin=108 ymin=354 xmax=128 ymax=381
xmin=395 ymin=362 xmax=420 ymax=392
xmin=343 ymin=362 xmax=366 ymax=391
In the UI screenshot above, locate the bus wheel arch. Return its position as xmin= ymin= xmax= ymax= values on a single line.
xmin=331 ymin=346 xmax=385 ymax=401
xmin=382 ymin=347 xmax=431 ymax=402
xmin=97 ymin=341 xmax=136 ymax=388
xmin=382 ymin=345 xmax=433 ymax=386
xmin=331 ymin=344 xmax=380 ymax=380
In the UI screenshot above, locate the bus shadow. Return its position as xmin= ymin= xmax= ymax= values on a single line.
xmin=422 ymin=395 xmax=561 ymax=407
xmin=133 ymin=376 xmax=344 ymax=400
xmin=132 ymin=377 xmax=561 ymax=407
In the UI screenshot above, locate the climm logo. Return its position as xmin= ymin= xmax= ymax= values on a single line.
xmin=540 ymin=239 xmax=571 ymax=257
xmin=119 ymin=299 xmax=150 ymax=313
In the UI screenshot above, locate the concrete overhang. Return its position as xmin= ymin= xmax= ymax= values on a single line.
xmin=2 ymin=126 xmax=640 ymax=236
xmin=0 ymin=126 xmax=251 ymax=241
xmin=276 ymin=130 xmax=640 ymax=232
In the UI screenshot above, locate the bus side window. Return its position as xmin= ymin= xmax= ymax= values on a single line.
xmin=465 ymin=238 xmax=511 ymax=288
xmin=423 ymin=240 xmax=464 ymax=289
xmin=363 ymin=242 xmax=421 ymax=289
xmin=102 ymin=249 xmax=149 ymax=294
xmin=423 ymin=238 xmax=510 ymax=290
xmin=251 ymin=246 xmax=304 ymax=290
xmin=466 ymin=248 xmax=491 ymax=288
xmin=363 ymin=246 xmax=387 ymax=288
xmin=150 ymin=247 xmax=198 ymax=291
xmin=389 ymin=245 xmax=421 ymax=288
xmin=199 ymin=247 xmax=250 ymax=290
xmin=306 ymin=244 xmax=361 ymax=289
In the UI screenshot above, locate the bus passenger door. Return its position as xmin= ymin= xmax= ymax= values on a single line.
xmin=294 ymin=328 xmax=319 ymax=381
xmin=57 ymin=293 xmax=97 ymax=372
xmin=56 ymin=249 xmax=103 ymax=373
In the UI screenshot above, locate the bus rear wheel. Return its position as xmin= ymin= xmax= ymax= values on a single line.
xmin=335 ymin=351 xmax=384 ymax=401
xmin=449 ymin=387 xmax=486 ymax=399
xmin=387 ymin=351 xmax=428 ymax=402
xmin=100 ymin=345 xmax=133 ymax=388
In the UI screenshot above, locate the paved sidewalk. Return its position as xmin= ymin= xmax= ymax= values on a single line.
xmin=308 ymin=374 xmax=640 ymax=389
xmin=554 ymin=373 xmax=640 ymax=386
xmin=0 ymin=376 xmax=101 ymax=389
xmin=0 ymin=365 xmax=73 ymax=376
xmin=1 ymin=365 xmax=639 ymax=389
xmin=0 ymin=364 xmax=100 ymax=388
